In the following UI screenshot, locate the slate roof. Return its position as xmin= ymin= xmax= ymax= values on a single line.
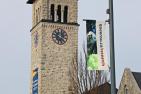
xmin=132 ymin=72 xmax=141 ymax=89
xmin=27 ymin=0 xmax=35 ymax=4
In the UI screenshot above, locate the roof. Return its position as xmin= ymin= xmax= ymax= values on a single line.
xmin=26 ymin=0 xmax=35 ymax=4
xmin=132 ymin=72 xmax=141 ymax=89
xmin=83 ymin=82 xmax=118 ymax=94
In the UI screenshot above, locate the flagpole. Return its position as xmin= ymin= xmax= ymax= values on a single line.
xmin=108 ymin=0 xmax=116 ymax=94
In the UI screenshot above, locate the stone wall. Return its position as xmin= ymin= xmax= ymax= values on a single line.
xmin=30 ymin=15 xmax=78 ymax=94
xmin=30 ymin=0 xmax=79 ymax=93
xmin=32 ymin=0 xmax=78 ymax=26
xmin=118 ymin=68 xmax=141 ymax=94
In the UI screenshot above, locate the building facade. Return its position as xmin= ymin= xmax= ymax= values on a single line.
xmin=118 ymin=68 xmax=141 ymax=94
xmin=27 ymin=0 xmax=79 ymax=94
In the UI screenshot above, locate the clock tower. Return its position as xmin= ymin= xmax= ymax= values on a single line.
xmin=27 ymin=0 xmax=79 ymax=94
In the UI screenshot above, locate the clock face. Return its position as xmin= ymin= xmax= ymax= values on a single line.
xmin=34 ymin=32 xmax=38 ymax=48
xmin=52 ymin=28 xmax=68 ymax=45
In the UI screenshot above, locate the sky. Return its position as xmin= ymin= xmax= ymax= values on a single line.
xmin=0 ymin=0 xmax=141 ymax=94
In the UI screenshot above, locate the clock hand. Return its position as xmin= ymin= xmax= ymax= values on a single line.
xmin=57 ymin=34 xmax=64 ymax=39
xmin=57 ymin=35 xmax=66 ymax=44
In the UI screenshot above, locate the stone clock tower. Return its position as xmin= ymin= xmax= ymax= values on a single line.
xmin=27 ymin=0 xmax=79 ymax=94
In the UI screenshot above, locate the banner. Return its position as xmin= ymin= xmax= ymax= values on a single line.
xmin=86 ymin=20 xmax=108 ymax=70
xmin=96 ymin=21 xmax=108 ymax=70
xmin=32 ymin=68 xmax=38 ymax=94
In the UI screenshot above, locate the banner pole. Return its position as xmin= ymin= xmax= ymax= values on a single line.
xmin=109 ymin=0 xmax=116 ymax=94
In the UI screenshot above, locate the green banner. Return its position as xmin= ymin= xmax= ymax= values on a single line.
xmin=86 ymin=20 xmax=98 ymax=70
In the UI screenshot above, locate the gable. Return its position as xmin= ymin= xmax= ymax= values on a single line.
xmin=118 ymin=68 xmax=141 ymax=94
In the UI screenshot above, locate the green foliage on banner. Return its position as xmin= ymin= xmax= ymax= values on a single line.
xmin=87 ymin=54 xmax=98 ymax=70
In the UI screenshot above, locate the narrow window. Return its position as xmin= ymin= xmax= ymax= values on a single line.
xmin=36 ymin=10 xmax=38 ymax=23
xmin=57 ymin=5 xmax=61 ymax=22
xmin=51 ymin=4 xmax=54 ymax=22
xmin=38 ymin=8 xmax=40 ymax=21
xmin=124 ymin=85 xmax=128 ymax=94
xmin=40 ymin=6 xmax=41 ymax=17
xmin=64 ymin=6 xmax=68 ymax=23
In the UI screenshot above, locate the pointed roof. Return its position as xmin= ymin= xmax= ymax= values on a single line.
xmin=132 ymin=72 xmax=141 ymax=89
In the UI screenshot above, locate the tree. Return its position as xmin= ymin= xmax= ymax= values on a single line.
xmin=69 ymin=43 xmax=110 ymax=94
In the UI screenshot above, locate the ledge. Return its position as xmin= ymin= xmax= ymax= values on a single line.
xmin=30 ymin=19 xmax=79 ymax=32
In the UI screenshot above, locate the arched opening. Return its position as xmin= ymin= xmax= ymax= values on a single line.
xmin=124 ymin=85 xmax=128 ymax=94
xmin=57 ymin=5 xmax=61 ymax=22
xmin=51 ymin=4 xmax=54 ymax=22
xmin=64 ymin=6 xmax=68 ymax=23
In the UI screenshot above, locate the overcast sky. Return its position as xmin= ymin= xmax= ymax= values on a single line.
xmin=0 ymin=0 xmax=141 ymax=94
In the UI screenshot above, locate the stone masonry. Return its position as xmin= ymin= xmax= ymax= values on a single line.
xmin=118 ymin=68 xmax=141 ymax=94
xmin=28 ymin=0 xmax=79 ymax=94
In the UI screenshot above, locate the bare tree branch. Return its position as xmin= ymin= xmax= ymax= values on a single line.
xmin=69 ymin=42 xmax=109 ymax=94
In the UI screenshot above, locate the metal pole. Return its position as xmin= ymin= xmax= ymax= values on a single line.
xmin=109 ymin=0 xmax=116 ymax=94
